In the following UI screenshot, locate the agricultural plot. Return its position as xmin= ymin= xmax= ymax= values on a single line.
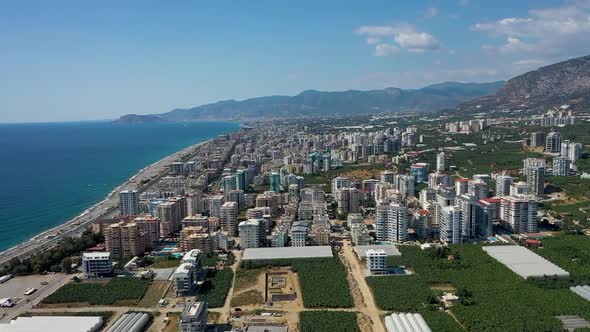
xmin=367 ymin=245 xmax=590 ymax=332
xmin=419 ymin=310 xmax=464 ymax=332
xmin=195 ymin=268 xmax=233 ymax=308
xmin=241 ymin=257 xmax=353 ymax=308
xmin=532 ymin=235 xmax=590 ymax=283
xmin=299 ymin=311 xmax=359 ymax=332
xmin=366 ymin=275 xmax=431 ymax=311
xmin=43 ymin=278 xmax=150 ymax=306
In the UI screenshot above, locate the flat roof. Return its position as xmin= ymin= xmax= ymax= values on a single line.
xmin=243 ymin=246 xmax=333 ymax=261
xmin=83 ymin=252 xmax=111 ymax=259
xmin=355 ymin=245 xmax=401 ymax=258
xmin=483 ymin=245 xmax=569 ymax=278
xmin=0 ymin=316 xmax=103 ymax=332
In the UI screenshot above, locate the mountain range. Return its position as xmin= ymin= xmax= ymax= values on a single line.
xmin=457 ymin=54 xmax=590 ymax=112
xmin=116 ymin=54 xmax=590 ymax=123
xmin=116 ymin=81 xmax=505 ymax=122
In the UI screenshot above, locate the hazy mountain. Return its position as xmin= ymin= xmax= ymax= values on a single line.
xmin=457 ymin=54 xmax=590 ymax=111
xmin=116 ymin=81 xmax=505 ymax=122
xmin=113 ymin=114 xmax=167 ymax=124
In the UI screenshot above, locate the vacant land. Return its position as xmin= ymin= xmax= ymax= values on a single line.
xmin=230 ymin=289 xmax=264 ymax=307
xmin=43 ymin=278 xmax=150 ymax=306
xmin=242 ymin=257 xmax=353 ymax=308
xmin=299 ymin=311 xmax=359 ymax=332
xmin=137 ymin=280 xmax=170 ymax=307
xmin=149 ymin=257 xmax=181 ymax=269
xmin=233 ymin=268 xmax=262 ymax=292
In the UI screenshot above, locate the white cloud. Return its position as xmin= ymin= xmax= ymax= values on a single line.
xmin=375 ymin=44 xmax=400 ymax=56
xmin=472 ymin=1 xmax=590 ymax=58
xmin=355 ymin=24 xmax=441 ymax=56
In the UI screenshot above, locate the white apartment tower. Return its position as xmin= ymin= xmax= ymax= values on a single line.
xmin=375 ymin=204 xmax=408 ymax=243
xmin=119 ymin=190 xmax=140 ymax=216
xmin=440 ymin=206 xmax=463 ymax=244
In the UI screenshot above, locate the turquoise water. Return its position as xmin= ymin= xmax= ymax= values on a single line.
xmin=0 ymin=121 xmax=239 ymax=251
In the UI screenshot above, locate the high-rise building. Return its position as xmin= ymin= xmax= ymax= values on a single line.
xmin=119 ymin=190 xmax=140 ymax=216
xmin=495 ymin=175 xmax=513 ymax=197
xmin=335 ymin=187 xmax=360 ymax=214
xmin=456 ymin=194 xmax=478 ymax=238
xmin=396 ymin=174 xmax=415 ymax=199
xmin=105 ymin=222 xmax=145 ymax=259
xmin=526 ymin=165 xmax=545 ymax=196
xmin=186 ymin=192 xmax=204 ymax=216
xmin=410 ymin=163 xmax=429 ymax=183
xmin=500 ymin=195 xmax=538 ymax=233
xmin=181 ymin=226 xmax=213 ymax=253
xmin=380 ymin=171 xmax=395 ymax=184
xmin=454 ymin=178 xmax=469 ymax=196
xmin=157 ymin=197 xmax=187 ymax=236
xmin=436 ymin=151 xmax=445 ymax=172
xmin=552 ymin=156 xmax=571 ymax=176
xmin=375 ymin=204 xmax=408 ymax=243
xmin=332 ymin=176 xmax=350 ymax=193
xmin=238 ymin=219 xmax=262 ymax=249
xmin=269 ymin=171 xmax=281 ymax=192
xmin=133 ymin=216 xmax=160 ymax=249
xmin=228 ymin=189 xmax=245 ymax=210
xmin=467 ymin=180 xmax=488 ymax=200
xmin=545 ymin=131 xmax=562 ymax=153
xmin=530 ymin=132 xmax=545 ymax=148
xmin=440 ymin=206 xmax=462 ymax=244
xmin=523 ymin=158 xmax=546 ymax=176
xmin=510 ymin=181 xmax=529 ymax=196
xmin=223 ymin=175 xmax=236 ymax=201
xmin=568 ymin=142 xmax=583 ymax=162
xmin=220 ymin=201 xmax=239 ymax=236
xmin=208 ymin=195 xmax=224 ymax=218
xmin=235 ymin=169 xmax=247 ymax=191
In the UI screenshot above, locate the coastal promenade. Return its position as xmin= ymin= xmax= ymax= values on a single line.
xmin=0 ymin=139 xmax=211 ymax=267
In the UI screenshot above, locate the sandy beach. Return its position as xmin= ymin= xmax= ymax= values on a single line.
xmin=0 ymin=139 xmax=212 ymax=266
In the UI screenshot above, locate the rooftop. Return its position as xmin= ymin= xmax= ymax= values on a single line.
xmin=482 ymin=245 xmax=569 ymax=278
xmin=0 ymin=316 xmax=103 ymax=332
xmin=355 ymin=245 xmax=401 ymax=258
xmin=243 ymin=246 xmax=333 ymax=261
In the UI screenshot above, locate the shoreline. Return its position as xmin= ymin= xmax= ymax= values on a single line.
xmin=0 ymin=137 xmax=214 ymax=265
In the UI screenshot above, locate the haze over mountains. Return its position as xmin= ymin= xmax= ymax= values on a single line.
xmin=116 ymin=54 xmax=590 ymax=123
xmin=116 ymin=81 xmax=505 ymax=122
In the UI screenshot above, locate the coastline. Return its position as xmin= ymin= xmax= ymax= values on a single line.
xmin=0 ymin=137 xmax=214 ymax=265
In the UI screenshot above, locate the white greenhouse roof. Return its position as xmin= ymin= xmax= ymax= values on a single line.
xmin=0 ymin=316 xmax=103 ymax=332
xmin=482 ymin=245 xmax=569 ymax=278
xmin=242 ymin=246 xmax=333 ymax=260
xmin=384 ymin=313 xmax=431 ymax=332
xmin=355 ymin=245 xmax=401 ymax=258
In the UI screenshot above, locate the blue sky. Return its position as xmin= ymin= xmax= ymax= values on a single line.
xmin=1 ymin=0 xmax=589 ymax=122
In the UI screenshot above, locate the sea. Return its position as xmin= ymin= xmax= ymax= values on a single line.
xmin=0 ymin=120 xmax=239 ymax=251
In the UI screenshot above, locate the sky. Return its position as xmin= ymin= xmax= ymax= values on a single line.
xmin=1 ymin=0 xmax=590 ymax=122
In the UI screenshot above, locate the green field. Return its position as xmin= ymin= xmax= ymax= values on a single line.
xmin=241 ymin=257 xmax=353 ymax=308
xmin=195 ymin=268 xmax=234 ymax=308
xmin=43 ymin=278 xmax=150 ymax=305
xmin=532 ymin=235 xmax=590 ymax=281
xmin=367 ymin=245 xmax=590 ymax=332
xmin=299 ymin=311 xmax=359 ymax=332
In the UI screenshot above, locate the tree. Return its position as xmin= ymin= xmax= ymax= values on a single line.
xmin=61 ymin=257 xmax=73 ymax=274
